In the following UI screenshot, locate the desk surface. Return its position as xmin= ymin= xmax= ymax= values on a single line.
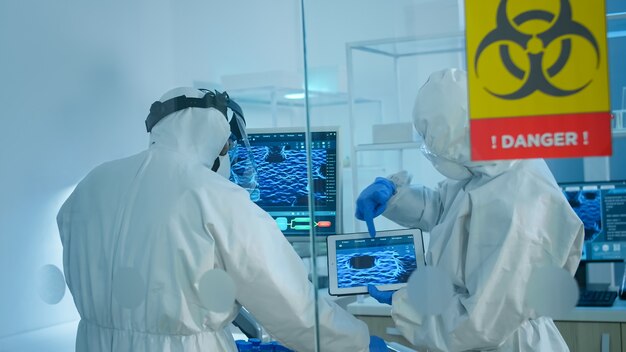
xmin=347 ymin=296 xmax=626 ymax=323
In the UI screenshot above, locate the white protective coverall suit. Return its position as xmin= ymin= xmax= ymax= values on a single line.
xmin=381 ymin=69 xmax=584 ymax=351
xmin=57 ymin=87 xmax=370 ymax=352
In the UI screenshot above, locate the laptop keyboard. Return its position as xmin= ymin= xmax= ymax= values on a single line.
xmin=577 ymin=290 xmax=618 ymax=307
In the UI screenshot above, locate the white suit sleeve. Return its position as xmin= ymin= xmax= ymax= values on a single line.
xmin=207 ymin=185 xmax=370 ymax=352
xmin=391 ymin=184 xmax=584 ymax=352
xmin=382 ymin=171 xmax=443 ymax=231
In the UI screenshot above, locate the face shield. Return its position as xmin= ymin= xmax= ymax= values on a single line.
xmin=419 ymin=143 xmax=473 ymax=180
xmin=145 ymin=89 xmax=259 ymax=198
xmin=412 ymin=69 xmax=473 ymax=181
xmin=225 ymin=105 xmax=260 ymax=201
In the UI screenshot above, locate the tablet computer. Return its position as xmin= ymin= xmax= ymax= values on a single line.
xmin=327 ymin=228 xmax=425 ymax=296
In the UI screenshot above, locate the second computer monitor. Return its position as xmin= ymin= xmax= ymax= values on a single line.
xmin=559 ymin=180 xmax=626 ymax=260
xmin=230 ymin=127 xmax=341 ymax=240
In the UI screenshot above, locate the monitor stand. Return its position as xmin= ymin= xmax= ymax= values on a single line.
xmin=291 ymin=241 xmax=327 ymax=258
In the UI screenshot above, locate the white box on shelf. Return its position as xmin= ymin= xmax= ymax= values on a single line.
xmin=372 ymin=122 xmax=415 ymax=144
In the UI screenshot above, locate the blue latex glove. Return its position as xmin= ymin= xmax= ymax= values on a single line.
xmin=368 ymin=284 xmax=395 ymax=305
xmin=355 ymin=177 xmax=396 ymax=237
xmin=369 ymin=335 xmax=388 ymax=351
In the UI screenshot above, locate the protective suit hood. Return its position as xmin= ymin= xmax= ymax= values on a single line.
xmin=413 ymin=68 xmax=517 ymax=179
xmin=148 ymin=87 xmax=231 ymax=169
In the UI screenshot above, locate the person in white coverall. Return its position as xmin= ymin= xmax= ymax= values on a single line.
xmin=356 ymin=68 xmax=584 ymax=352
xmin=57 ymin=87 xmax=384 ymax=352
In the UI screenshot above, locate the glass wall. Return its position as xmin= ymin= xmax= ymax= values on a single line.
xmin=303 ymin=0 xmax=626 ymax=351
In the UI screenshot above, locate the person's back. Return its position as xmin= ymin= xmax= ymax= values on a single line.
xmin=58 ymin=87 xmax=372 ymax=352
xmin=60 ymin=149 xmax=243 ymax=349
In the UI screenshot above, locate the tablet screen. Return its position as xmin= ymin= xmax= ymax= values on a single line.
xmin=327 ymin=229 xmax=425 ymax=296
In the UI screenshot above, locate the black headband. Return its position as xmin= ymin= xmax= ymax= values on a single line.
xmin=145 ymin=89 xmax=246 ymax=140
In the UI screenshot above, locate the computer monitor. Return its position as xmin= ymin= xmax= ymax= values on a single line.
xmin=559 ymin=180 xmax=626 ymax=260
xmin=230 ymin=127 xmax=341 ymax=241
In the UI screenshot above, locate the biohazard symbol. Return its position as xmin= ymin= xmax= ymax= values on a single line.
xmin=474 ymin=0 xmax=600 ymax=99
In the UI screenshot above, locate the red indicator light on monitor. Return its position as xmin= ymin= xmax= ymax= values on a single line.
xmin=317 ymin=221 xmax=332 ymax=228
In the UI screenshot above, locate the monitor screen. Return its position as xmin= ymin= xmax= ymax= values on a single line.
xmin=230 ymin=127 xmax=340 ymax=240
xmin=559 ymin=180 xmax=626 ymax=260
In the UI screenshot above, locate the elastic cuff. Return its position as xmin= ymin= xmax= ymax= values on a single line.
xmin=386 ymin=171 xmax=412 ymax=190
xmin=374 ymin=177 xmax=397 ymax=194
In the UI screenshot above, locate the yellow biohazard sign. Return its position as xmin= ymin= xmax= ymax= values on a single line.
xmin=465 ymin=0 xmax=612 ymax=160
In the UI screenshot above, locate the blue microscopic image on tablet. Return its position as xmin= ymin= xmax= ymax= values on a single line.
xmin=335 ymin=235 xmax=418 ymax=288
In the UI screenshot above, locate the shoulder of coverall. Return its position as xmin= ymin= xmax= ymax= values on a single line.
xmin=465 ymin=159 xmax=556 ymax=202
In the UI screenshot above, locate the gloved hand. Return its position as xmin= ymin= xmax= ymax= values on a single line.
xmin=355 ymin=177 xmax=396 ymax=237
xmin=369 ymin=335 xmax=388 ymax=351
xmin=368 ymin=284 xmax=395 ymax=305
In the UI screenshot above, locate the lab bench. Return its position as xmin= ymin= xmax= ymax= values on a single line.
xmin=346 ymin=297 xmax=626 ymax=352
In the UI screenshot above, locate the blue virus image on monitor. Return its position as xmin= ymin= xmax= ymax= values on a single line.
xmin=229 ymin=129 xmax=339 ymax=238
xmin=335 ymin=235 xmax=417 ymax=288
xmin=560 ymin=181 xmax=626 ymax=260
xmin=564 ymin=188 xmax=603 ymax=242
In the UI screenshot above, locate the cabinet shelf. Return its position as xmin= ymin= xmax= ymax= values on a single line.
xmin=354 ymin=142 xmax=421 ymax=152
xmin=347 ymin=33 xmax=465 ymax=58
xmin=227 ymin=87 xmax=379 ymax=108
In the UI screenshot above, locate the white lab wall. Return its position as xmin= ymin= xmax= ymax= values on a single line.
xmin=168 ymin=0 xmax=304 ymax=79
xmin=303 ymin=0 xmax=460 ymax=66
xmin=0 ymin=0 xmax=461 ymax=343
xmin=0 ymin=0 xmax=177 ymax=338
xmin=0 ymin=0 xmax=303 ymax=339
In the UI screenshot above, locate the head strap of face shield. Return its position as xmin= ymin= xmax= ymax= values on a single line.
xmin=145 ymin=89 xmax=246 ymax=140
